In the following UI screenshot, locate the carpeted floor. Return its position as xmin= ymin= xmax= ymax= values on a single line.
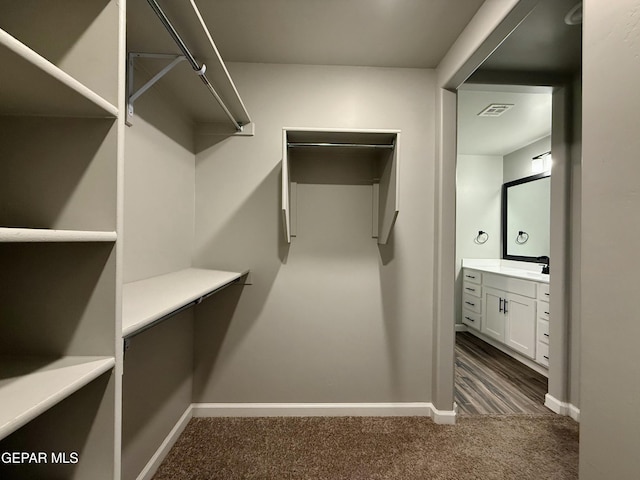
xmin=152 ymin=415 xmax=578 ymax=480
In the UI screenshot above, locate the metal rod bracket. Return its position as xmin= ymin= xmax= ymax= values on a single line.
xmin=127 ymin=52 xmax=187 ymax=123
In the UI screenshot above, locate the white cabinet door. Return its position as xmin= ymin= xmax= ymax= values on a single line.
xmin=504 ymin=292 xmax=536 ymax=359
xmin=482 ymin=287 xmax=505 ymax=342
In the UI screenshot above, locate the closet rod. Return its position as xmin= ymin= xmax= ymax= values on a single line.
xmin=287 ymin=142 xmax=394 ymax=149
xmin=146 ymin=0 xmax=242 ymax=132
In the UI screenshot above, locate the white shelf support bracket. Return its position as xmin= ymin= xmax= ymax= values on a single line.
xmin=127 ymin=52 xmax=187 ymax=123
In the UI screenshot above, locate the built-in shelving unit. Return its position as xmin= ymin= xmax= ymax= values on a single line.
xmin=282 ymin=128 xmax=400 ymax=245
xmin=0 ymin=1 xmax=121 ymax=478
xmin=123 ymin=268 xmax=248 ymax=338
xmin=126 ymin=0 xmax=251 ymax=130
xmin=0 ymin=357 xmax=115 ymax=439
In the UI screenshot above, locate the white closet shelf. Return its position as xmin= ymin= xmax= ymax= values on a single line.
xmin=0 ymin=29 xmax=118 ymax=118
xmin=127 ymin=0 xmax=251 ymax=127
xmin=0 ymin=228 xmax=117 ymax=243
xmin=122 ymin=268 xmax=248 ymax=338
xmin=0 ymin=356 xmax=115 ymax=440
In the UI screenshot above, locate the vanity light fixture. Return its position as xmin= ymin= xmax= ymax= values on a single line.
xmin=532 ymin=151 xmax=552 ymax=173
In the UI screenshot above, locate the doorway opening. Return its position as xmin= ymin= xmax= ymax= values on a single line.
xmin=449 ymin=0 xmax=582 ymax=417
xmin=455 ymin=84 xmax=553 ymax=414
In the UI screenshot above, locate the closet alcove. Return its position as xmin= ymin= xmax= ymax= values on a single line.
xmin=121 ymin=1 xmax=251 ymax=479
xmin=282 ymin=128 xmax=400 ymax=246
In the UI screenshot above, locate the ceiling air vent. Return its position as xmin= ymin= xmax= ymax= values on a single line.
xmin=477 ymin=103 xmax=514 ymax=117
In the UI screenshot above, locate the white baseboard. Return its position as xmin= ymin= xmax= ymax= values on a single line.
xmin=568 ymin=403 xmax=580 ymax=422
xmin=455 ymin=323 xmax=468 ymax=332
xmin=544 ymin=394 xmax=580 ymax=422
xmin=431 ymin=403 xmax=457 ymax=425
xmin=192 ymin=402 xmax=456 ymax=424
xmin=136 ymin=405 xmax=194 ymax=480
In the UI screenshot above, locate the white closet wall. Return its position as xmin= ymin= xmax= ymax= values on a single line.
xmin=193 ymin=63 xmax=436 ymax=405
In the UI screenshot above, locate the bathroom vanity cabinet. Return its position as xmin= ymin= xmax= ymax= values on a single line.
xmin=462 ymin=265 xmax=549 ymax=370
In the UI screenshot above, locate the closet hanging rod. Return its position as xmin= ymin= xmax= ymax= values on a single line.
xmin=146 ymin=0 xmax=243 ymax=132
xmin=287 ymin=142 xmax=395 ymax=149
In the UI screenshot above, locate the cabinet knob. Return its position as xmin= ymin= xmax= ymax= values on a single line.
xmin=465 ymin=301 xmax=475 ymax=307
xmin=465 ymin=316 xmax=475 ymax=322
xmin=504 ymin=299 xmax=508 ymax=314
xmin=499 ymin=298 xmax=503 ymax=312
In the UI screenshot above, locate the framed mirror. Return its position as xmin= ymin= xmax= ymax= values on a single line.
xmin=502 ymin=172 xmax=550 ymax=262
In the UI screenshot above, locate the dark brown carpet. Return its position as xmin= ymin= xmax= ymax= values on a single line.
xmin=152 ymin=415 xmax=578 ymax=480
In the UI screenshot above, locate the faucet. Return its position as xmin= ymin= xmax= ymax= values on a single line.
xmin=536 ymin=256 xmax=550 ymax=274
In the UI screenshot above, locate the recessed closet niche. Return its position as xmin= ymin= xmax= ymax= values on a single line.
xmin=282 ymin=129 xmax=400 ymax=249
xmin=120 ymin=1 xmax=251 ymax=479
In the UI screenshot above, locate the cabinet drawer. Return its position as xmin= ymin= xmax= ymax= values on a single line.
xmin=462 ymin=269 xmax=481 ymax=285
xmin=483 ymin=273 xmax=536 ymax=298
xmin=537 ymin=282 xmax=550 ymax=301
xmin=538 ymin=319 xmax=550 ymax=345
xmin=537 ymin=301 xmax=550 ymax=321
xmin=462 ymin=309 xmax=481 ymax=330
xmin=463 ymin=281 xmax=481 ymax=298
xmin=462 ymin=293 xmax=482 ymax=313
xmin=536 ymin=341 xmax=549 ymax=367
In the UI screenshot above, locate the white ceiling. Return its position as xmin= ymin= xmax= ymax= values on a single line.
xmin=457 ymin=87 xmax=552 ymax=156
xmin=194 ymin=0 xmax=485 ymax=68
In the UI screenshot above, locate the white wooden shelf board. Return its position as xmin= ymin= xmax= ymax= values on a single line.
xmin=0 ymin=228 xmax=117 ymax=243
xmin=0 ymin=356 xmax=115 ymax=440
xmin=122 ymin=268 xmax=247 ymax=337
xmin=127 ymin=0 xmax=250 ymax=125
xmin=0 ymin=29 xmax=118 ymax=118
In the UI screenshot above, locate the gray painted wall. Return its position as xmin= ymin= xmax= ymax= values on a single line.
xmin=123 ymin=82 xmax=195 ymax=284
xmin=581 ymin=0 xmax=640 ymax=478
xmin=454 ymin=154 xmax=502 ymax=324
xmin=121 ymin=311 xmax=193 ymax=480
xmin=568 ymin=74 xmax=581 ymax=408
xmin=121 ymin=88 xmax=196 ymax=478
xmin=193 ymin=62 xmax=436 ymax=403
xmin=503 ymin=135 xmax=551 ymax=183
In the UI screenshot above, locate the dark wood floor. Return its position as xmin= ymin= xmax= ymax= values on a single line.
xmin=455 ymin=332 xmax=552 ymax=415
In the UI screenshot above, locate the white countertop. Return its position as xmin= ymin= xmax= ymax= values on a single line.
xmin=462 ymin=259 xmax=549 ymax=283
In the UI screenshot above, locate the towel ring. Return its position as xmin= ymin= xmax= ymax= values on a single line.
xmin=515 ymin=231 xmax=529 ymax=244
xmin=474 ymin=230 xmax=489 ymax=245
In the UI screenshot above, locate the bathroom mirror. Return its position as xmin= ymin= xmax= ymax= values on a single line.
xmin=502 ymin=172 xmax=550 ymax=262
